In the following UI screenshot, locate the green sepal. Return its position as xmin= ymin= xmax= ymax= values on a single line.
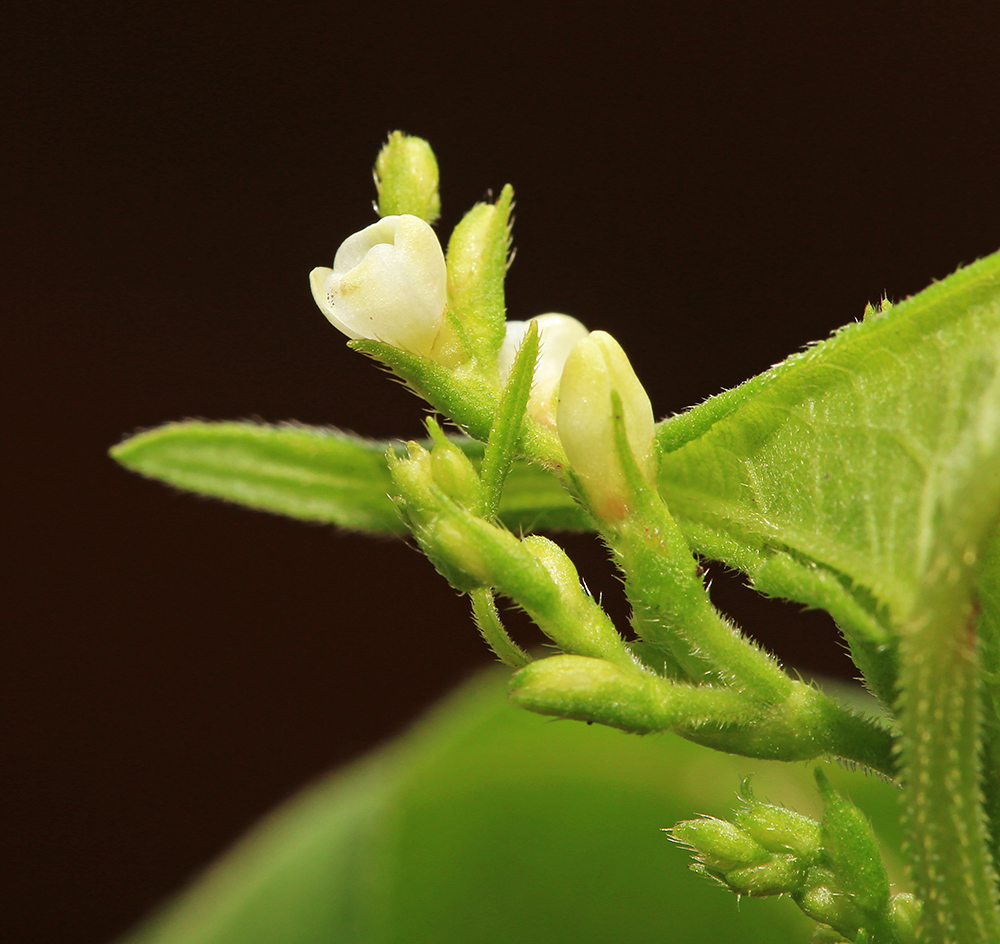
xmin=445 ymin=184 xmax=514 ymax=367
xmin=374 ymin=131 xmax=441 ymax=223
xmin=111 ymin=421 xmax=588 ymax=535
xmin=608 ymin=387 xmax=661 ymax=517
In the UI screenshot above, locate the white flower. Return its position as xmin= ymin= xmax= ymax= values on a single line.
xmin=557 ymin=330 xmax=655 ymax=520
xmin=310 ymin=214 xmax=447 ymax=357
xmin=499 ymin=313 xmax=590 ymax=427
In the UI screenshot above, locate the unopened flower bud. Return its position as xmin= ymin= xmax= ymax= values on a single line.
xmin=815 ymin=769 xmax=889 ymax=916
xmin=557 ymin=330 xmax=655 ymax=520
xmin=445 ymin=187 xmax=513 ymax=358
xmin=499 ymin=313 xmax=589 ymax=427
xmin=671 ymin=817 xmax=769 ymax=872
xmin=310 ymin=214 xmax=447 ymax=357
xmin=386 ymin=442 xmax=441 ymax=529
xmin=889 ymin=893 xmax=921 ymax=944
xmin=795 ymin=867 xmax=866 ymax=936
xmin=734 ymin=803 xmax=821 ymax=860
xmin=726 ymin=855 xmax=804 ymax=896
xmin=374 ymin=132 xmax=440 ymax=222
xmin=429 ymin=438 xmax=482 ymax=510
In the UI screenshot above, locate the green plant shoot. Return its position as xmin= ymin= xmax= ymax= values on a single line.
xmin=112 ymin=132 xmax=1000 ymax=944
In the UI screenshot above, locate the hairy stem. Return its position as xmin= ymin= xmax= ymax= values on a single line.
xmin=470 ymin=588 xmax=531 ymax=668
xmin=897 ymin=600 xmax=1000 ymax=943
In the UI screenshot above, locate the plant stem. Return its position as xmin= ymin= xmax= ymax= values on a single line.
xmin=613 ymin=500 xmax=793 ymax=703
xmin=470 ymin=588 xmax=531 ymax=668
xmin=897 ymin=599 xmax=1000 ymax=943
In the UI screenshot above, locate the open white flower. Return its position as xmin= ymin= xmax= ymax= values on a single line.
xmin=499 ymin=313 xmax=590 ymax=427
xmin=310 ymin=214 xmax=447 ymax=357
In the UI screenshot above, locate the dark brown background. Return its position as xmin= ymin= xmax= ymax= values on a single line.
xmin=6 ymin=3 xmax=1000 ymax=942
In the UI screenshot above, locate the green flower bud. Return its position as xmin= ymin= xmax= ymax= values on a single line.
xmin=671 ymin=817 xmax=769 ymax=872
xmin=445 ymin=186 xmax=513 ymax=360
xmin=311 ymin=215 xmax=447 ymax=357
xmin=521 ymin=537 xmax=635 ymax=663
xmin=388 ymin=444 xmax=483 ymax=592
xmin=727 ymin=854 xmax=804 ymax=896
xmin=387 ymin=442 xmax=441 ymax=521
xmin=424 ymin=515 xmax=523 ymax=593
xmin=429 ymin=438 xmax=482 ymax=510
xmin=889 ymin=893 xmax=921 ymax=944
xmin=733 ymin=802 xmax=822 ymax=861
xmin=374 ymin=131 xmax=440 ymax=222
xmin=795 ymin=868 xmax=863 ymax=937
xmin=557 ymin=330 xmax=655 ymax=521
xmin=815 ymin=769 xmax=890 ymax=916
xmin=509 ymin=655 xmax=662 ymax=728
xmin=509 ymin=654 xmax=749 ymax=733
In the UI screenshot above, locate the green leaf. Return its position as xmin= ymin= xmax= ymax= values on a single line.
xmin=111 ymin=422 xmax=589 ymax=535
xmin=655 ymin=249 xmax=1000 ymax=695
xmin=116 ymin=670 xmax=904 ymax=944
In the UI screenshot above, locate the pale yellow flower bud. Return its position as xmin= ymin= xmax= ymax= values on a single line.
xmin=310 ymin=214 xmax=447 ymax=357
xmin=557 ymin=331 xmax=655 ymax=520
xmin=498 ymin=313 xmax=589 ymax=427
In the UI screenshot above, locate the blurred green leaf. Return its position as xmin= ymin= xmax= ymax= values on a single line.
xmin=118 ymin=671 xmax=903 ymax=944
xmin=111 ymin=422 xmax=589 ymax=535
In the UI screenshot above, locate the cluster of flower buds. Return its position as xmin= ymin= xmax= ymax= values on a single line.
xmin=310 ymin=132 xmax=658 ymax=525
xmin=386 ymin=425 xmax=637 ymax=667
xmin=670 ymin=775 xmax=920 ymax=944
